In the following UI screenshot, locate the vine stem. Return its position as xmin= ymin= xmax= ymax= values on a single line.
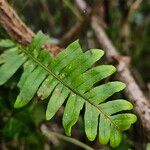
xmin=41 ymin=124 xmax=94 ymax=150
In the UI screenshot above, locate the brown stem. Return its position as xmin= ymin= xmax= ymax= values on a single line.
xmin=0 ymin=0 xmax=34 ymax=44
xmin=0 ymin=0 xmax=61 ymax=56
xmin=41 ymin=124 xmax=94 ymax=150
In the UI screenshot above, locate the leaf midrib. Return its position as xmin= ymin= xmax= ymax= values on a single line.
xmin=20 ymin=46 xmax=120 ymax=131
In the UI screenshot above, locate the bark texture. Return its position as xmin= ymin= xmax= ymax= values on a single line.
xmin=0 ymin=0 xmax=61 ymax=56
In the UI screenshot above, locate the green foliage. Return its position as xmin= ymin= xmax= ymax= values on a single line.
xmin=2 ymin=104 xmax=45 ymax=150
xmin=0 ymin=31 xmax=137 ymax=147
xmin=0 ymin=87 xmax=45 ymax=150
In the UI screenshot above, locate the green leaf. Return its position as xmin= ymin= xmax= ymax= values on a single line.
xmin=99 ymin=99 xmax=133 ymax=115
xmin=28 ymin=31 xmax=49 ymax=51
xmin=112 ymin=114 xmax=137 ymax=131
xmin=17 ymin=60 xmax=37 ymax=88
xmin=62 ymin=65 xmax=116 ymax=135
xmin=0 ymin=47 xmax=26 ymax=85
xmin=63 ymin=94 xmax=84 ymax=136
xmin=0 ymin=31 xmax=137 ymax=147
xmin=110 ymin=126 xmax=122 ymax=148
xmin=3 ymin=118 xmax=26 ymax=139
xmin=99 ymin=114 xmax=111 ymax=145
xmin=75 ymin=65 xmax=116 ymax=90
xmin=37 ymin=40 xmax=82 ymax=99
xmin=14 ymin=66 xmax=47 ymax=108
xmin=84 ymin=102 xmax=99 ymax=141
xmin=46 ymin=84 xmax=69 ymax=120
xmin=85 ymin=81 xmax=126 ymax=104
xmin=15 ymin=51 xmax=51 ymax=108
xmin=0 ymin=39 xmax=15 ymax=48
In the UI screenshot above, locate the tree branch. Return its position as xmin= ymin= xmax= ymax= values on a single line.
xmin=41 ymin=124 xmax=94 ymax=150
xmin=0 ymin=0 xmax=61 ymax=56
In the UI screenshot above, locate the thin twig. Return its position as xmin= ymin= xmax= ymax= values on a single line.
xmin=41 ymin=124 xmax=94 ymax=150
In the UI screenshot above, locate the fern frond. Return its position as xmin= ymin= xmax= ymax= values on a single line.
xmin=0 ymin=31 xmax=137 ymax=147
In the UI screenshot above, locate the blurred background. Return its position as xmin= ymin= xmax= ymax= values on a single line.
xmin=0 ymin=0 xmax=150 ymax=149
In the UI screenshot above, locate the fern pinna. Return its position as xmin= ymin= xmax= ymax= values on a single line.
xmin=0 ymin=31 xmax=137 ymax=147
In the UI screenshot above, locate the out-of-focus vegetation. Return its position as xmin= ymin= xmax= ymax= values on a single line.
xmin=0 ymin=0 xmax=149 ymax=149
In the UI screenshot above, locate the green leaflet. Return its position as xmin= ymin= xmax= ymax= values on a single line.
xmin=63 ymin=95 xmax=84 ymax=136
xmin=0 ymin=31 xmax=137 ymax=147
xmin=46 ymin=48 xmax=103 ymax=120
xmin=75 ymin=65 xmax=116 ymax=90
xmin=110 ymin=125 xmax=122 ymax=148
xmin=98 ymin=101 xmax=135 ymax=147
xmin=0 ymin=48 xmax=16 ymax=64
xmin=37 ymin=40 xmax=83 ymax=99
xmin=17 ymin=60 xmax=37 ymax=88
xmin=0 ymin=47 xmax=26 ymax=85
xmin=112 ymin=114 xmax=137 ymax=131
xmin=46 ymin=84 xmax=70 ymax=120
xmin=85 ymin=82 xmax=126 ymax=104
xmin=63 ymin=65 xmax=116 ymax=136
xmin=99 ymin=99 xmax=133 ymax=115
xmin=0 ymin=39 xmax=15 ymax=48
xmin=28 ymin=31 xmax=50 ymax=52
xmin=14 ymin=66 xmax=47 ymax=108
xmin=99 ymin=114 xmax=111 ymax=145
xmin=61 ymin=49 xmax=104 ymax=85
xmin=15 ymin=50 xmax=52 ymax=108
xmin=85 ymin=102 xmax=99 ymax=141
xmin=83 ymin=83 xmax=126 ymax=142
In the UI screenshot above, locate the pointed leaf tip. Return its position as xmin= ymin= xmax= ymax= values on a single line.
xmin=115 ymin=81 xmax=126 ymax=90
